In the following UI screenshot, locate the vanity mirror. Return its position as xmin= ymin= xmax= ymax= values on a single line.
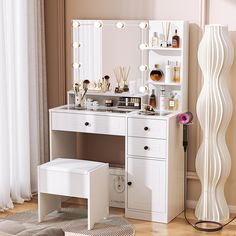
xmin=72 ymin=20 xmax=149 ymax=93
xmin=71 ymin=19 xmax=188 ymax=112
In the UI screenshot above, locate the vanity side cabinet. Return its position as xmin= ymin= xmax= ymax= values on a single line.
xmin=125 ymin=116 xmax=184 ymax=223
xmin=166 ymin=115 xmax=184 ymax=221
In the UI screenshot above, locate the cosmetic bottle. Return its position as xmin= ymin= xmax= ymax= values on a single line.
xmin=150 ymin=64 xmax=164 ymax=81
xmin=149 ymin=89 xmax=157 ymax=109
xmin=159 ymin=86 xmax=167 ymax=111
xmin=172 ymin=29 xmax=180 ymax=48
xmin=151 ymin=32 xmax=158 ymax=47
xmin=168 ymin=92 xmax=178 ymax=110
xmin=165 ymin=61 xmax=173 ymax=83
xmin=173 ymin=61 xmax=180 ymax=82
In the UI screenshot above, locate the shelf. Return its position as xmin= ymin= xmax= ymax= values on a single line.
xmin=68 ymin=90 xmax=148 ymax=98
xmin=144 ymin=47 xmax=182 ymax=52
xmin=149 ymin=81 xmax=181 ymax=86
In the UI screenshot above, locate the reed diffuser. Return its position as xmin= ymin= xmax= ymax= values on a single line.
xmin=113 ymin=67 xmax=123 ymax=93
xmin=120 ymin=66 xmax=130 ymax=92
xmin=161 ymin=21 xmax=171 ymax=47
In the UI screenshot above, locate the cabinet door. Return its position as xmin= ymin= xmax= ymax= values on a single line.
xmin=127 ymin=158 xmax=166 ymax=213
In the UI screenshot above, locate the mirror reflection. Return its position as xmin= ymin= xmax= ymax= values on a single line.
xmin=72 ymin=20 xmax=148 ymax=93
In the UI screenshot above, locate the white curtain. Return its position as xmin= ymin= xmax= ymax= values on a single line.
xmin=0 ymin=0 xmax=48 ymax=210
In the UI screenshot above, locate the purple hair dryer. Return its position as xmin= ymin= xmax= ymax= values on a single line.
xmin=178 ymin=112 xmax=193 ymax=125
xmin=178 ymin=112 xmax=193 ymax=151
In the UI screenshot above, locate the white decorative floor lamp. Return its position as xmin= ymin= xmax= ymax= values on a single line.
xmin=196 ymin=25 xmax=234 ymax=221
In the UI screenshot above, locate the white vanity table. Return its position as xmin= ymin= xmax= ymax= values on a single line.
xmin=49 ymin=19 xmax=188 ymax=223
xmin=49 ymin=105 xmax=184 ymax=223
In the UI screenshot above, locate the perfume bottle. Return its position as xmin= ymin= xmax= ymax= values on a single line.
xmin=168 ymin=92 xmax=178 ymax=110
xmin=149 ymin=89 xmax=157 ymax=109
xmin=151 ymin=32 xmax=158 ymax=47
xmin=172 ymin=29 xmax=180 ymax=48
xmin=150 ymin=64 xmax=164 ymax=81
xmin=159 ymin=86 xmax=167 ymax=111
xmin=173 ymin=62 xmax=180 ymax=82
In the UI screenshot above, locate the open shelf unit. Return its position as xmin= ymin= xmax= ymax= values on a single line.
xmin=141 ymin=21 xmax=189 ymax=112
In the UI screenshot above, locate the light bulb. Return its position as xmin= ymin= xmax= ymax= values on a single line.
xmin=139 ymin=21 xmax=148 ymax=29
xmin=116 ymin=22 xmax=125 ymax=29
xmin=73 ymin=63 xmax=80 ymax=69
xmin=139 ymin=43 xmax=148 ymax=50
xmin=139 ymin=85 xmax=148 ymax=93
xmin=73 ymin=42 xmax=80 ymax=48
xmin=72 ymin=21 xmax=80 ymax=28
xmin=94 ymin=21 xmax=103 ymax=28
xmin=139 ymin=65 xmax=148 ymax=72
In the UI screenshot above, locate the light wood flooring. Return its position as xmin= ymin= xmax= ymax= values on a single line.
xmin=0 ymin=198 xmax=236 ymax=236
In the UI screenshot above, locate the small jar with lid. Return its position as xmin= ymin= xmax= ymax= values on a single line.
xmin=105 ymin=99 xmax=113 ymax=107
xmin=150 ymin=64 xmax=164 ymax=81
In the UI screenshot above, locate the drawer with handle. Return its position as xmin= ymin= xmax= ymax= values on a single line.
xmin=127 ymin=137 xmax=166 ymax=159
xmin=128 ymin=118 xmax=166 ymax=139
xmin=51 ymin=112 xmax=125 ymax=136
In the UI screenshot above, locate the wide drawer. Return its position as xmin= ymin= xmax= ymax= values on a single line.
xmin=51 ymin=112 xmax=125 ymax=136
xmin=128 ymin=137 xmax=166 ymax=159
xmin=128 ymin=118 xmax=166 ymax=139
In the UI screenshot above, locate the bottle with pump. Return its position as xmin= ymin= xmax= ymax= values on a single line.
xmin=151 ymin=32 xmax=158 ymax=47
xmin=165 ymin=60 xmax=173 ymax=83
xmin=159 ymin=86 xmax=167 ymax=111
xmin=149 ymin=89 xmax=157 ymax=109
xmin=173 ymin=61 xmax=180 ymax=82
xmin=172 ymin=29 xmax=180 ymax=48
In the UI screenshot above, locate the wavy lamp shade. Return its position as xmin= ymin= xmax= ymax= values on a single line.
xmin=195 ymin=25 xmax=234 ymax=221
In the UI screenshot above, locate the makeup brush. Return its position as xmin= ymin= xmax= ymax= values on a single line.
xmin=81 ymin=80 xmax=90 ymax=101
xmin=73 ymin=83 xmax=79 ymax=95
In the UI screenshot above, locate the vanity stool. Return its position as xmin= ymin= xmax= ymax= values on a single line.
xmin=37 ymin=158 xmax=109 ymax=230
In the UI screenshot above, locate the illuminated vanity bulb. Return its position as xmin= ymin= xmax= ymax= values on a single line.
xmin=139 ymin=65 xmax=148 ymax=72
xmin=73 ymin=42 xmax=80 ymax=48
xmin=139 ymin=85 xmax=148 ymax=93
xmin=94 ymin=21 xmax=103 ymax=28
xmin=72 ymin=63 xmax=81 ymax=69
xmin=116 ymin=21 xmax=125 ymax=29
xmin=72 ymin=21 xmax=80 ymax=28
xmin=139 ymin=43 xmax=148 ymax=50
xmin=139 ymin=21 xmax=148 ymax=29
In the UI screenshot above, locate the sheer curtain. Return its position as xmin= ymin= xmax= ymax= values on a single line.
xmin=0 ymin=0 xmax=48 ymax=210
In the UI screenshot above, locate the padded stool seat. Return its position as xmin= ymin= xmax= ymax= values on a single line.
xmin=38 ymin=158 xmax=109 ymax=230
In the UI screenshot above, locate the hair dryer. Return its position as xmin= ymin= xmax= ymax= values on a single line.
xmin=178 ymin=112 xmax=193 ymax=152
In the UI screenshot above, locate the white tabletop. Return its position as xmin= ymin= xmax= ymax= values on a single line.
xmin=39 ymin=158 xmax=108 ymax=174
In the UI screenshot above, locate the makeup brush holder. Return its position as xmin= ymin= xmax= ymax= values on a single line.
xmin=74 ymin=91 xmax=86 ymax=107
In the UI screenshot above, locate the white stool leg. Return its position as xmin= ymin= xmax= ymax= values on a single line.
xmin=38 ymin=193 xmax=61 ymax=222
xmin=88 ymin=165 xmax=109 ymax=230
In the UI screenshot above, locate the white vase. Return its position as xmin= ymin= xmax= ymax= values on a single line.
xmin=195 ymin=25 xmax=234 ymax=221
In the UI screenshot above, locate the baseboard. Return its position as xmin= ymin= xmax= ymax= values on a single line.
xmin=187 ymin=200 xmax=236 ymax=214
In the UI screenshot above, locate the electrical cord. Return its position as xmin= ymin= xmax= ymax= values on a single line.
xmin=183 ymin=145 xmax=236 ymax=232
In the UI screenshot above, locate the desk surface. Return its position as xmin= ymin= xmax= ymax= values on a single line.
xmin=50 ymin=105 xmax=179 ymax=120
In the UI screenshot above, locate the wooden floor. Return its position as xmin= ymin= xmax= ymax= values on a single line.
xmin=1 ymin=198 xmax=236 ymax=236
